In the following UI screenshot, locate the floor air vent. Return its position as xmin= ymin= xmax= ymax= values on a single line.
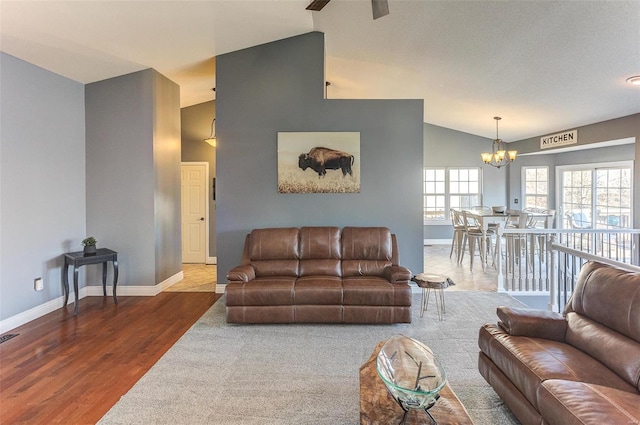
xmin=0 ymin=334 xmax=18 ymax=344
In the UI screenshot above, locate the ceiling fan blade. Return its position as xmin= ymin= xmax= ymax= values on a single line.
xmin=306 ymin=0 xmax=331 ymax=11
xmin=371 ymin=0 xmax=389 ymax=19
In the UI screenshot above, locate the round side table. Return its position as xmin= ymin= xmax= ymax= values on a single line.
xmin=411 ymin=273 xmax=454 ymax=321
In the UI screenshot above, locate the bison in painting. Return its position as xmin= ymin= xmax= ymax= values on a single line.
xmin=298 ymin=147 xmax=354 ymax=177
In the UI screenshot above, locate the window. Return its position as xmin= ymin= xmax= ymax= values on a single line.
xmin=424 ymin=167 xmax=481 ymax=223
xmin=424 ymin=168 xmax=445 ymax=221
xmin=559 ymin=162 xmax=633 ymax=229
xmin=523 ymin=167 xmax=548 ymax=209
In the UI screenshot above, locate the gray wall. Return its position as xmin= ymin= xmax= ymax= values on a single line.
xmin=0 ymin=53 xmax=85 ymax=320
xmin=216 ymin=32 xmax=424 ymax=282
xmin=509 ymin=114 xmax=639 ymax=227
xmin=181 ymin=100 xmax=216 ymax=257
xmin=85 ymin=69 xmax=181 ymax=288
xmin=423 ymin=123 xmax=508 ymax=240
xmin=152 ymin=71 xmax=182 ymax=282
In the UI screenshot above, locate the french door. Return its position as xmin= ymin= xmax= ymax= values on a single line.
xmin=558 ymin=162 xmax=633 ymax=230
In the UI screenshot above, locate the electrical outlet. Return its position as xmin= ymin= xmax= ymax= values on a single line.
xmin=514 ymin=198 xmax=519 ymax=204
xmin=34 ymin=278 xmax=44 ymax=291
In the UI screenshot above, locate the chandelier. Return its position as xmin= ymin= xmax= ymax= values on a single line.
xmin=481 ymin=117 xmax=517 ymax=168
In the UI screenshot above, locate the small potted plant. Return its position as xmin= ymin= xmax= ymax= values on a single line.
xmin=81 ymin=237 xmax=97 ymax=255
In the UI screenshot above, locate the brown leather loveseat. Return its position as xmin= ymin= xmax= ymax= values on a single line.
xmin=225 ymin=226 xmax=412 ymax=324
xmin=478 ymin=261 xmax=640 ymax=425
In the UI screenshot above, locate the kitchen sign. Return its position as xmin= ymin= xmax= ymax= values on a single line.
xmin=540 ymin=130 xmax=578 ymax=149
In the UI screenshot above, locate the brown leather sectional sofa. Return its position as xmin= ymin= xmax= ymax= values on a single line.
xmin=225 ymin=226 xmax=412 ymax=324
xmin=478 ymin=261 xmax=640 ymax=425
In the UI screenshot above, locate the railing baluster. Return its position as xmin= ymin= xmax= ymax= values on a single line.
xmin=548 ymin=235 xmax=557 ymax=311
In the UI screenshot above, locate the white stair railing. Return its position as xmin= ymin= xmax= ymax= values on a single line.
xmin=496 ymin=227 xmax=640 ymax=312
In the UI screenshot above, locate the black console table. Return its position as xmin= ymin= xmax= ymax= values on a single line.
xmin=62 ymin=248 xmax=118 ymax=315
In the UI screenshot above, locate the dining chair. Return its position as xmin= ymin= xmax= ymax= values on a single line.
xmin=460 ymin=210 xmax=495 ymax=271
xmin=502 ymin=212 xmax=531 ymax=272
xmin=449 ymin=208 xmax=466 ymax=262
xmin=529 ymin=209 xmax=556 ymax=262
xmin=472 ymin=206 xmax=492 ymax=212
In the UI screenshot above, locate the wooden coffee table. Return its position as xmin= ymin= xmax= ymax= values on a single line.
xmin=360 ymin=341 xmax=474 ymax=425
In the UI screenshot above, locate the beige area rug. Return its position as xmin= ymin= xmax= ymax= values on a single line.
xmin=99 ymin=292 xmax=523 ymax=425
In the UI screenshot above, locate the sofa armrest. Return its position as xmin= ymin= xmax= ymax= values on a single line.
xmin=226 ymin=265 xmax=256 ymax=283
xmin=497 ymin=306 xmax=567 ymax=342
xmin=383 ymin=265 xmax=412 ymax=283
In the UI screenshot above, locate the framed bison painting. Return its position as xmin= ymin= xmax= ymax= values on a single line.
xmin=277 ymin=132 xmax=360 ymax=193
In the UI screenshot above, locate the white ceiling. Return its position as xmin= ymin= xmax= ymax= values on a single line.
xmin=1 ymin=0 xmax=639 ymax=141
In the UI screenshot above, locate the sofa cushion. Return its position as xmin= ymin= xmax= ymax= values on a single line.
xmin=343 ymin=277 xmax=393 ymax=305
xmin=565 ymin=261 xmax=640 ymax=343
xmin=299 ymin=227 xmax=342 ymax=277
xmin=341 ymin=227 xmax=392 ymax=260
xmin=225 ymin=277 xmax=296 ymax=306
xmin=564 ymin=261 xmax=640 ymax=391
xmin=299 ymin=227 xmax=341 ymax=259
xmin=537 ymin=380 xmax=640 ymax=425
xmin=342 ymin=227 xmax=392 ymax=268
xmin=299 ymin=259 xmax=341 ymax=277
xmin=565 ymin=312 xmax=640 ymax=391
xmin=249 ymin=228 xmax=300 ymax=260
xmin=294 ymin=276 xmax=343 ymax=305
xmin=251 ymin=259 xmax=299 ymax=277
xmin=248 ymin=228 xmax=300 ymax=277
xmin=343 ymin=276 xmax=411 ymax=306
xmin=478 ymin=324 xmax=637 ymax=410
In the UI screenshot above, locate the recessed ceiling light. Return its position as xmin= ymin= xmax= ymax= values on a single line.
xmin=626 ymin=76 xmax=640 ymax=85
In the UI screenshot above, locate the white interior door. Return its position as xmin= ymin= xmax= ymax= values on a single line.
xmin=181 ymin=163 xmax=208 ymax=263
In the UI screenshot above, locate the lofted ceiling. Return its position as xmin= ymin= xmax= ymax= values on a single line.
xmin=1 ymin=0 xmax=638 ymax=141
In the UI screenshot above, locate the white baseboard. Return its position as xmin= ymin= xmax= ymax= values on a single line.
xmin=156 ymin=271 xmax=185 ymax=293
xmin=215 ymin=283 xmax=226 ymax=294
xmin=85 ymin=271 xmax=184 ymax=297
xmin=425 ymin=239 xmax=452 ymax=245
xmin=206 ymin=256 xmax=217 ymax=265
xmin=0 ymin=288 xmax=88 ymax=334
xmin=0 ymin=271 xmax=184 ymax=334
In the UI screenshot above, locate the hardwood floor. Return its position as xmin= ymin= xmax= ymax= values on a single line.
xmin=0 ymin=292 xmax=221 ymax=424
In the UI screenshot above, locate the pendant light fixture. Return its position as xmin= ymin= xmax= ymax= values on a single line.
xmin=204 ymin=117 xmax=216 ymax=147
xmin=204 ymin=87 xmax=216 ymax=147
xmin=480 ymin=116 xmax=517 ymax=169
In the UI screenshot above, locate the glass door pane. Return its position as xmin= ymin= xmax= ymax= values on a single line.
xmin=561 ymin=169 xmax=593 ymax=229
xmin=595 ymin=168 xmax=632 ymax=228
